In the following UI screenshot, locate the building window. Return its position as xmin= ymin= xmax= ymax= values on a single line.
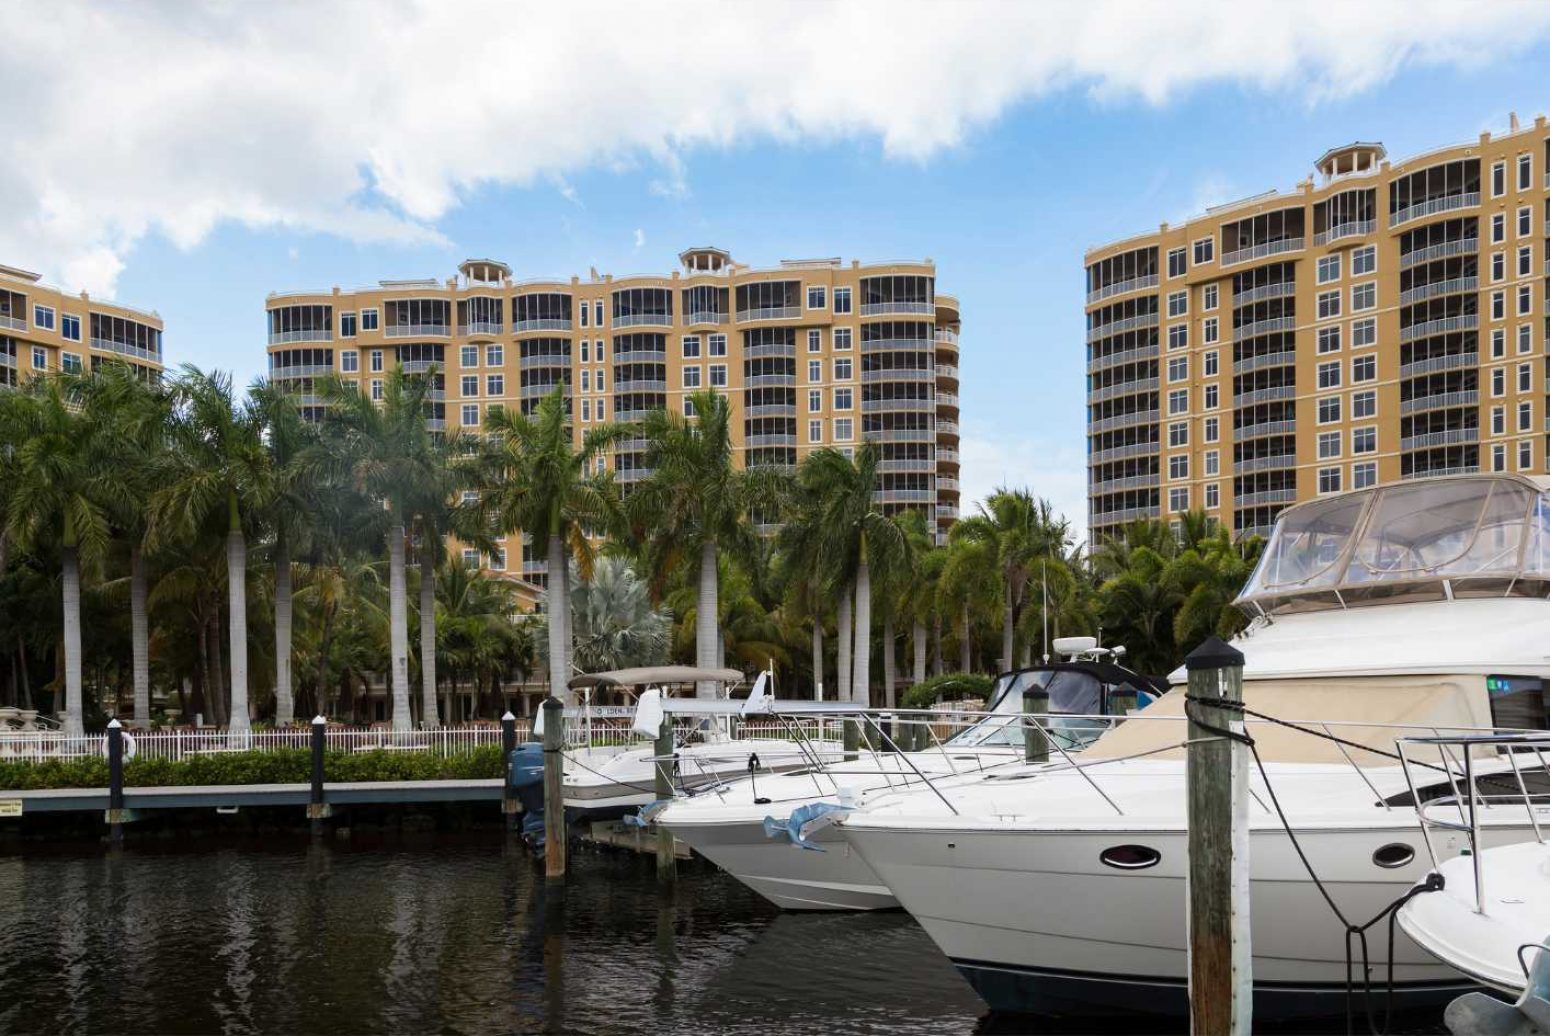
xmin=833 ymin=287 xmax=852 ymax=314
xmin=486 ymin=374 xmax=504 ymax=396
xmin=683 ymin=366 xmax=701 ymax=388
xmin=1351 ymin=355 xmax=1375 ymax=382
xmin=1168 ymin=487 xmax=1189 ymax=512
xmin=371 ymin=379 xmax=383 ymax=400
xmin=1167 ymin=356 xmax=1188 ymax=382
xmin=1493 ymin=443 xmax=1507 ymax=471
xmin=834 ymin=357 xmax=852 ymax=380
xmin=1352 ymin=427 xmax=1376 ymax=454
xmin=595 ymin=340 xmax=606 ymax=363
xmin=683 ymin=397 xmax=695 ymax=418
xmin=709 ymin=363 xmax=727 ymax=387
xmin=1167 ymin=324 xmax=1187 ymax=350
xmin=580 ymin=341 xmax=590 ymax=363
xmin=594 ymin=300 xmax=604 ymax=327
xmin=1203 ymin=317 xmax=1218 ymax=344
xmin=462 ymin=548 xmax=479 ymax=570
xmin=1520 ymin=246 xmax=1534 ymax=278
xmin=1519 ymin=324 xmax=1533 ymax=354
xmin=1519 ymin=362 xmax=1533 ymax=392
xmin=1168 ymin=388 xmax=1188 ymax=414
xmin=1205 ymin=483 xmax=1220 ymax=509
xmin=1519 ymin=284 xmax=1533 ymax=316
xmin=807 ymin=359 xmax=821 ymax=382
xmin=1492 ymin=160 xmax=1507 ymax=197
xmin=1317 ymin=360 xmax=1341 ymax=389
xmin=460 ymin=344 xmax=478 ymax=367
xmin=1317 ymin=290 xmax=1341 ymax=319
xmin=1352 ymin=318 xmax=1376 ymax=348
xmin=1493 ymin=405 xmax=1506 ymax=435
xmin=1203 ymin=384 xmax=1219 ymax=409
xmin=1317 ymin=430 xmax=1341 ymax=459
xmin=489 ymin=548 xmax=506 ymax=572
xmin=369 ymin=350 xmax=383 ymax=373
xmin=1317 ymin=326 xmax=1341 ymax=354
xmin=1167 ymin=247 xmax=1186 ymax=278
xmin=1493 ymin=367 xmax=1507 ymax=396
xmin=807 ymin=329 xmax=822 ymax=352
xmin=1167 ymin=291 xmax=1187 ymax=318
xmin=807 ymin=388 xmax=821 ymax=412
xmin=709 ymin=334 xmax=727 ymax=357
xmin=462 ymin=403 xmax=479 ymax=426
xmin=1352 ymin=461 xmax=1377 ymax=489
xmin=580 ymin=370 xmax=590 ymax=393
xmin=32 ymin=305 xmax=53 ymax=331
xmin=1203 ymin=284 xmax=1219 ymax=311
xmin=833 ymin=387 xmax=853 ymax=410
xmin=1203 ymin=416 xmax=1219 ymax=443
xmin=834 ymin=417 xmax=853 ymax=441
xmin=682 ymin=335 xmax=700 ymax=358
xmin=461 ymin=374 xmax=478 ymax=396
xmin=1317 ymin=396 xmax=1341 ymax=424
xmin=360 ymin=308 xmax=379 ymax=331
xmin=1204 ymin=450 xmax=1219 ymax=476
xmin=1352 ymin=246 xmax=1376 ymax=276
xmin=340 ymin=312 xmax=357 ymax=338
xmin=580 ymin=399 xmax=591 ymax=422
xmin=1352 ymin=390 xmax=1376 ymax=419
xmin=1519 ymin=400 xmax=1533 ymax=432
xmin=1518 ymin=206 xmax=1533 ymax=238
xmin=60 ymin=314 xmax=81 ymax=341
xmin=833 ymin=327 xmax=852 ymax=350
xmin=486 ymin=344 xmax=503 ymax=366
xmin=1521 ymin=439 xmax=1534 ymax=470
xmin=1493 ymin=214 xmax=1506 ymax=244
xmin=1351 ymin=283 xmax=1376 ymax=312
xmin=1168 ymin=455 xmax=1188 ymax=480
xmin=1492 ymin=290 xmax=1506 ymax=320
xmin=806 ymin=285 xmax=826 ymax=310
xmin=1492 ymin=328 xmax=1507 ymax=358
xmin=1317 ymin=254 xmax=1341 ymax=284
xmin=596 ymin=369 xmax=606 ymax=392
xmin=61 ymin=352 xmax=81 ymax=374
xmin=1168 ymin=421 xmax=1188 ymax=447
xmin=341 ymin=350 xmax=359 ymax=373
xmin=1192 ymin=237 xmax=1215 ymax=265
xmin=808 ymin=419 xmax=822 ymax=443
xmin=1318 ymin=467 xmax=1342 ymax=495
xmin=1204 ymin=350 xmax=1219 ymax=377
xmin=1519 ymin=153 xmax=1533 ymax=191
xmin=1492 ymin=252 xmax=1506 ymax=282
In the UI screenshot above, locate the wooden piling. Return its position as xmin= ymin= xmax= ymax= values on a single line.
xmin=307 ymin=715 xmax=330 ymax=835
xmin=1184 ymin=636 xmax=1251 ymax=1036
xmin=106 ymin=719 xmax=125 ymax=844
xmin=1022 ymin=688 xmax=1049 ymax=764
xmin=1108 ymin=688 xmax=1138 ymax=718
xmin=541 ymin=697 xmax=567 ymax=881
xmin=654 ymin=715 xmax=676 ymax=881
xmin=501 ymin=711 xmax=518 ymax=831
xmin=843 ymin=718 xmax=860 ymax=762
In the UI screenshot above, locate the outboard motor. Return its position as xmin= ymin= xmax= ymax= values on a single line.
xmin=508 ymin=742 xmax=547 ymax=856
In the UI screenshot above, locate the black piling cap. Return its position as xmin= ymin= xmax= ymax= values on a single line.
xmin=1184 ymin=635 xmax=1245 ymax=672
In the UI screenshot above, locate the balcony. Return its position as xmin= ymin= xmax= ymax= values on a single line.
xmin=1400 ymin=389 xmax=1478 ymax=415
xmin=385 ymin=324 xmax=451 ymax=338
xmin=935 ymin=329 xmax=959 ymax=345
xmin=873 ymin=488 xmax=936 ymax=503
xmin=613 ymin=408 xmax=655 ymax=422
xmin=1312 ymin=220 xmax=1376 ymax=246
xmin=1236 ymin=315 xmax=1297 ymax=340
xmin=95 ymin=338 xmax=161 ymax=362
xmin=937 ymin=447 xmax=960 ymax=464
xmin=747 ymin=433 xmax=797 ymax=447
xmin=616 ymin=467 xmax=654 ymax=484
xmin=936 ymin=363 xmax=959 ymax=381
xmin=745 ymin=403 xmax=797 ymax=419
xmin=1086 ymin=274 xmax=1158 ymax=306
xmin=1399 ymin=277 xmax=1477 ymax=307
xmin=426 ymin=418 xmax=447 ymax=431
xmin=1235 ymin=419 xmax=1297 ymax=441
xmin=860 ymin=302 xmax=934 ymax=317
xmin=520 ymin=382 xmax=572 ymax=399
xmin=937 ymin=419 xmax=960 ymax=436
xmin=1400 ymin=237 xmax=1478 ymax=270
xmin=1402 ymin=464 xmax=1480 ymax=480
xmin=1399 ymin=351 xmax=1477 ymax=379
xmin=1233 ymin=350 xmax=1296 ymax=375
xmin=614 ymin=347 xmax=667 ymax=364
xmin=1390 ymin=192 xmax=1479 ymax=229
xmin=937 ymin=391 xmax=960 ymax=408
xmin=1233 ymin=385 xmax=1295 ymax=407
xmin=457 ymin=322 xmax=504 ymax=338
xmin=684 ymin=310 xmax=729 ymax=326
xmin=1090 ymin=504 xmax=1160 ymax=525
xmin=614 ymin=314 xmax=673 ymax=329
xmin=936 ymin=504 xmax=957 ymax=517
xmin=426 ymin=388 xmax=446 ymax=402
xmin=1221 ymin=237 xmax=1304 ymax=268
xmin=736 ymin=306 xmax=800 ymax=322
xmin=616 ymin=437 xmax=649 ymax=453
xmin=878 ymin=458 xmax=936 ymax=474
xmin=745 ymin=373 xmax=796 ymax=388
xmin=523 ymin=561 xmax=549 ymax=575
xmin=1089 ymin=408 xmax=1159 ymax=435
xmin=267 ymin=328 xmax=333 ymax=345
xmin=513 ymin=318 xmax=572 ymax=333
xmin=1089 ymin=377 xmax=1158 ymax=404
xmin=400 ymin=359 xmax=442 ymax=374
xmin=862 ymin=337 xmax=933 ymax=354
xmin=1400 ymin=313 xmax=1478 ymax=342
xmin=745 ymin=342 xmax=794 ymax=360
xmin=1235 ymin=488 xmax=1298 ymax=507
xmin=1090 ymin=472 xmax=1160 ymax=495
xmin=0 ymin=315 xmax=24 ymax=332
xmin=1232 ymin=281 xmax=1296 ymax=308
xmin=862 ymin=368 xmax=933 ymax=383
xmin=937 ymin=476 xmax=960 ymax=492
xmin=519 ymin=354 xmax=570 ymax=369
xmin=1401 ymin=427 xmax=1479 ymax=450
xmin=0 ymin=350 xmax=13 ymax=369
xmin=270 ymin=363 xmax=333 ymax=379
xmin=1236 ymin=453 xmax=1296 ymax=474
xmin=1236 ymin=525 xmax=1275 ymax=541
xmin=1085 ymin=311 xmax=1159 ymax=343
xmin=614 ymin=378 xmax=667 ymax=393
xmin=865 ymin=427 xmax=936 ymax=443
xmin=1088 ymin=440 xmax=1160 ymax=465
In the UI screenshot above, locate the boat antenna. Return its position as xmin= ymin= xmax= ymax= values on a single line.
xmin=1041 ymin=558 xmax=1050 ymax=665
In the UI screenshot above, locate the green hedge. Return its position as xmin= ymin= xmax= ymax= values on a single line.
xmin=0 ymin=745 xmax=507 ymax=791
xmin=900 ymin=672 xmax=996 ymax=711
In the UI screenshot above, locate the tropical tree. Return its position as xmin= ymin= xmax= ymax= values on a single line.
xmin=940 ymin=530 xmax=999 ymax=674
xmin=568 ymin=557 xmax=670 ymax=673
xmin=950 ymin=489 xmax=1071 ymax=671
xmin=628 ymin=389 xmax=785 ymax=698
xmin=475 ymin=387 xmax=626 ymax=703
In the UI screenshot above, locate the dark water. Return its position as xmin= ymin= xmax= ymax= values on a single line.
xmin=0 ymin=833 xmax=992 ymax=1035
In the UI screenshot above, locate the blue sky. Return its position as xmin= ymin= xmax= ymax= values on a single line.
xmin=9 ymin=3 xmax=1550 ymax=535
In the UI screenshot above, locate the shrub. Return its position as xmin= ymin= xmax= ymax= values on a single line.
xmin=900 ymin=672 xmax=995 ymax=711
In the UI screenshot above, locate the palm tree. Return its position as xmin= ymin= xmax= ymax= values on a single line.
xmin=569 ymin=557 xmax=670 ymax=673
xmin=940 ymin=531 xmax=998 ymax=673
xmin=950 ymin=489 xmax=1071 ymax=671
xmin=629 ymin=389 xmax=784 ymax=698
xmin=0 ymin=374 xmax=114 ymax=735
xmin=475 ymin=387 xmax=625 ymax=704
xmin=151 ymin=367 xmax=272 ymax=733
xmin=318 ymin=366 xmax=442 ymax=731
xmin=892 ymin=509 xmax=939 ymax=691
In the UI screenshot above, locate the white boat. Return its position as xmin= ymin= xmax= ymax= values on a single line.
xmin=657 ymin=654 xmax=1166 ymax=911
xmin=839 ymin=474 xmax=1550 ymax=1020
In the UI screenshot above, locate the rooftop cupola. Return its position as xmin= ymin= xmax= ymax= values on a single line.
xmin=678 ymin=246 xmax=731 ymax=273
xmin=1314 ymin=142 xmax=1386 ymax=184
xmin=459 ymin=258 xmax=511 ymax=287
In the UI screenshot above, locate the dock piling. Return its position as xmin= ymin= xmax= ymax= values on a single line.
xmin=541 ymin=697 xmax=566 ymax=881
xmin=842 ymin=718 xmax=860 ymax=762
xmin=1022 ymin=688 xmax=1049 ymax=764
xmin=654 ymin=715 xmax=676 ymax=881
xmin=1108 ymin=688 xmax=1138 ymax=718
xmin=1184 ymin=636 xmax=1251 ymax=1035
xmin=307 ymin=715 xmax=331 ymax=835
xmin=501 ymin=711 xmax=518 ymax=831
xmin=106 ymin=718 xmax=125 ymax=844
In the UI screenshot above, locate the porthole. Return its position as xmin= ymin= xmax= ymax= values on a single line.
xmin=1372 ymin=843 xmax=1415 ymax=869
xmin=1099 ymin=844 xmax=1161 ymax=870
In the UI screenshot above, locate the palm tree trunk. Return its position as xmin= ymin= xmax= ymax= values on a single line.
xmin=1001 ymin=582 xmax=1015 ymax=674
xmin=208 ymin=611 xmax=227 ymax=727
xmin=836 ymin=582 xmax=853 ymax=704
xmin=931 ymin=615 xmax=943 ymax=677
xmin=60 ymin=545 xmax=84 ymax=737
xmin=227 ymin=528 xmax=251 ymax=734
xmin=16 ymin=638 xmax=31 ymax=710
xmin=912 ymin=621 xmax=927 ymax=686
xmin=418 ymin=548 xmax=438 ymax=727
xmin=882 ymin=615 xmax=897 ymax=709
xmin=130 ymin=543 xmax=150 ymax=728
xmin=695 ymin=539 xmax=718 ymax=700
xmin=387 ymin=521 xmax=411 ymax=731
xmin=959 ymin=602 xmax=971 ymax=673
xmin=811 ymin=618 xmax=824 ymax=700
xmin=274 ymin=533 xmax=294 ymax=726
xmin=545 ymin=534 xmax=571 ymax=704
xmin=851 ymin=560 xmax=871 ymax=706
xmin=1020 ymin=642 xmax=1032 ymax=668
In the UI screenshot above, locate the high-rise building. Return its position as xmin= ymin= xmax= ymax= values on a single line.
xmin=0 ymin=264 xmax=165 ymax=386
xmin=1085 ymin=113 xmax=1550 ymax=542
xmin=266 ymin=249 xmax=962 ymax=585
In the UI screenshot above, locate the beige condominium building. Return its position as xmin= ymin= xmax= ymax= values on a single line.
xmin=1085 ymin=112 xmax=1550 ymax=542
xmin=0 ymin=263 xmax=165 ymax=386
xmin=265 ymin=248 xmax=963 ymax=586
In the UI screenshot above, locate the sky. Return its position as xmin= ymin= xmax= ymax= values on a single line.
xmin=7 ymin=1 xmax=1550 ymax=539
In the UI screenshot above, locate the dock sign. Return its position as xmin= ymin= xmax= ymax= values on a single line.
xmin=0 ymin=800 xmax=22 ymax=818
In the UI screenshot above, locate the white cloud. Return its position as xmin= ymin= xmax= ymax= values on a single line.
xmin=633 ymin=228 xmax=646 ymax=250
xmin=958 ymin=423 xmax=1092 ymax=546
xmin=6 ymin=0 xmax=1550 ymax=295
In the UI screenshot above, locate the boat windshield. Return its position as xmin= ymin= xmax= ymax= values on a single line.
xmin=1238 ymin=476 xmax=1550 ymax=614
xmin=948 ymin=668 xmax=1109 ymax=749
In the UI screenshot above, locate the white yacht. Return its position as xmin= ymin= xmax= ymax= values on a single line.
xmin=838 ymin=474 xmax=1550 ymax=1020
xmin=656 ymin=656 xmax=1165 ymax=911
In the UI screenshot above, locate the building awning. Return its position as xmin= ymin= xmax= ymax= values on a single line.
xmin=567 ymin=666 xmax=746 ymax=691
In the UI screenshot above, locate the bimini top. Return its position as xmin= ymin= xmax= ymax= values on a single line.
xmin=567 ymin=666 xmax=745 ymax=690
xmin=1237 ymin=474 xmax=1550 ymax=615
